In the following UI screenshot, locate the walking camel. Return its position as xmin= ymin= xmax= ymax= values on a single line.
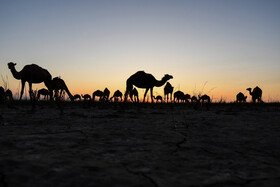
xmin=246 ymin=86 xmax=262 ymax=103
xmin=8 ymin=62 xmax=53 ymax=100
xmin=125 ymin=71 xmax=173 ymax=103
xmin=92 ymin=90 xmax=104 ymax=101
xmin=164 ymin=82 xmax=174 ymax=103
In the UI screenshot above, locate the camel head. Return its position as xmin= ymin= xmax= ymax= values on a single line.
xmin=163 ymin=74 xmax=173 ymax=82
xmin=8 ymin=62 xmax=16 ymax=69
xmin=246 ymin=88 xmax=252 ymax=95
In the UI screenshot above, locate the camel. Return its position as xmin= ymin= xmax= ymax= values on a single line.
xmin=110 ymin=90 xmax=123 ymax=102
xmin=174 ymin=91 xmax=185 ymax=103
xmin=236 ymin=92 xmax=247 ymax=103
xmin=92 ymin=90 xmax=104 ymax=101
xmin=73 ymin=94 xmax=81 ymax=101
xmin=199 ymin=94 xmax=211 ymax=103
xmin=37 ymin=88 xmax=50 ymax=100
xmin=81 ymin=94 xmax=91 ymax=101
xmin=184 ymin=94 xmax=191 ymax=103
xmin=103 ymin=88 xmax=110 ymax=102
xmin=125 ymin=71 xmax=173 ymax=103
xmin=164 ymin=82 xmax=174 ymax=103
xmin=191 ymin=96 xmax=198 ymax=103
xmin=52 ymin=77 xmax=74 ymax=101
xmin=131 ymin=88 xmax=139 ymax=102
xmin=246 ymin=86 xmax=262 ymax=103
xmin=153 ymin=95 xmax=163 ymax=103
xmin=8 ymin=62 xmax=53 ymax=101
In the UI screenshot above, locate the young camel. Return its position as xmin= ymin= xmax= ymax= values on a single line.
xmin=125 ymin=71 xmax=173 ymax=103
xmin=37 ymin=88 xmax=50 ymax=100
xmin=8 ymin=62 xmax=53 ymax=101
xmin=164 ymin=82 xmax=174 ymax=103
xmin=153 ymin=95 xmax=163 ymax=103
xmin=131 ymin=88 xmax=139 ymax=102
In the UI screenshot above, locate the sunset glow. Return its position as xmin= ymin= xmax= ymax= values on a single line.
xmin=1 ymin=0 xmax=280 ymax=102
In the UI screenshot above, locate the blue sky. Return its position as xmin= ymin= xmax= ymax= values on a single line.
xmin=1 ymin=0 xmax=280 ymax=101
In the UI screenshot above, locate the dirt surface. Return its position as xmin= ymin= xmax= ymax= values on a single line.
xmin=1 ymin=102 xmax=280 ymax=187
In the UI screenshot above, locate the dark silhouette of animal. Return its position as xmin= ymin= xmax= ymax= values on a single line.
xmin=92 ymin=90 xmax=104 ymax=101
xmin=174 ymin=91 xmax=185 ymax=102
xmin=81 ymin=94 xmax=91 ymax=101
xmin=73 ymin=94 xmax=81 ymax=101
xmin=246 ymin=86 xmax=262 ymax=103
xmin=8 ymin=62 xmax=53 ymax=100
xmin=37 ymin=88 xmax=50 ymax=100
xmin=52 ymin=77 xmax=74 ymax=101
xmin=125 ymin=71 xmax=173 ymax=103
xmin=153 ymin=95 xmax=163 ymax=103
xmin=199 ymin=94 xmax=211 ymax=103
xmin=191 ymin=96 xmax=198 ymax=103
xmin=110 ymin=90 xmax=123 ymax=102
xmin=164 ymin=82 xmax=174 ymax=103
xmin=103 ymin=88 xmax=110 ymax=101
xmin=184 ymin=94 xmax=191 ymax=103
xmin=236 ymin=92 xmax=247 ymax=103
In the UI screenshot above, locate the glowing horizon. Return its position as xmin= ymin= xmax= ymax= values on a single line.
xmin=1 ymin=0 xmax=280 ymax=102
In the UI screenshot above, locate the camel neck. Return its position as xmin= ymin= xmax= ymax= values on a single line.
xmin=10 ymin=67 xmax=21 ymax=80
xmin=155 ymin=79 xmax=166 ymax=87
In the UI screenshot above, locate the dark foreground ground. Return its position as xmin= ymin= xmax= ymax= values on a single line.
xmin=0 ymin=102 xmax=280 ymax=187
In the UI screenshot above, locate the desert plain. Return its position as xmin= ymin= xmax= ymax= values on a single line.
xmin=0 ymin=102 xmax=280 ymax=187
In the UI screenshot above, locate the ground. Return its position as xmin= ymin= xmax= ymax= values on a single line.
xmin=0 ymin=102 xmax=280 ymax=187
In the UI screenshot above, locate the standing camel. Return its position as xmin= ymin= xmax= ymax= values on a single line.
xmin=125 ymin=71 xmax=173 ymax=103
xmin=246 ymin=86 xmax=262 ymax=103
xmin=131 ymin=88 xmax=139 ymax=102
xmin=164 ymin=82 xmax=174 ymax=103
xmin=236 ymin=92 xmax=247 ymax=103
xmin=52 ymin=77 xmax=74 ymax=101
xmin=8 ymin=62 xmax=52 ymax=100
xmin=103 ymin=88 xmax=110 ymax=102
xmin=92 ymin=90 xmax=104 ymax=101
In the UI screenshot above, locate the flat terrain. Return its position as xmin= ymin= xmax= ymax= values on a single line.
xmin=1 ymin=102 xmax=280 ymax=187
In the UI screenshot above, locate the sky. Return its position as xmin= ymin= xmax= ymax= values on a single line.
xmin=0 ymin=0 xmax=280 ymax=102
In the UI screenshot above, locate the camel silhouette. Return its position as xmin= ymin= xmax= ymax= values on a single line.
xmin=110 ymin=90 xmax=123 ymax=102
xmin=199 ymin=94 xmax=211 ymax=103
xmin=164 ymin=82 xmax=174 ymax=103
xmin=236 ymin=92 xmax=247 ymax=103
xmin=92 ymin=90 xmax=104 ymax=101
xmin=246 ymin=86 xmax=262 ymax=103
xmin=153 ymin=95 xmax=163 ymax=103
xmin=184 ymin=94 xmax=191 ymax=103
xmin=5 ymin=89 xmax=13 ymax=102
xmin=174 ymin=91 xmax=185 ymax=103
xmin=73 ymin=94 xmax=81 ymax=101
xmin=81 ymin=94 xmax=91 ymax=101
xmin=52 ymin=77 xmax=74 ymax=101
xmin=191 ymin=96 xmax=198 ymax=103
xmin=8 ymin=62 xmax=53 ymax=101
xmin=103 ymin=88 xmax=110 ymax=102
xmin=37 ymin=88 xmax=50 ymax=100
xmin=125 ymin=71 xmax=173 ymax=103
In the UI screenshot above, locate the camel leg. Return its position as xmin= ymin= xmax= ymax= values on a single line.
xmin=28 ymin=82 xmax=33 ymax=101
xmin=20 ymin=80 xmax=26 ymax=101
xmin=150 ymin=88 xmax=154 ymax=103
xmin=143 ymin=88 xmax=149 ymax=103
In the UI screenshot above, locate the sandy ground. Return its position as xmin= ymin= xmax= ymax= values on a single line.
xmin=0 ymin=102 xmax=280 ymax=187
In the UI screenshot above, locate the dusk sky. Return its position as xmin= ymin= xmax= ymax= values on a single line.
xmin=1 ymin=0 xmax=280 ymax=102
